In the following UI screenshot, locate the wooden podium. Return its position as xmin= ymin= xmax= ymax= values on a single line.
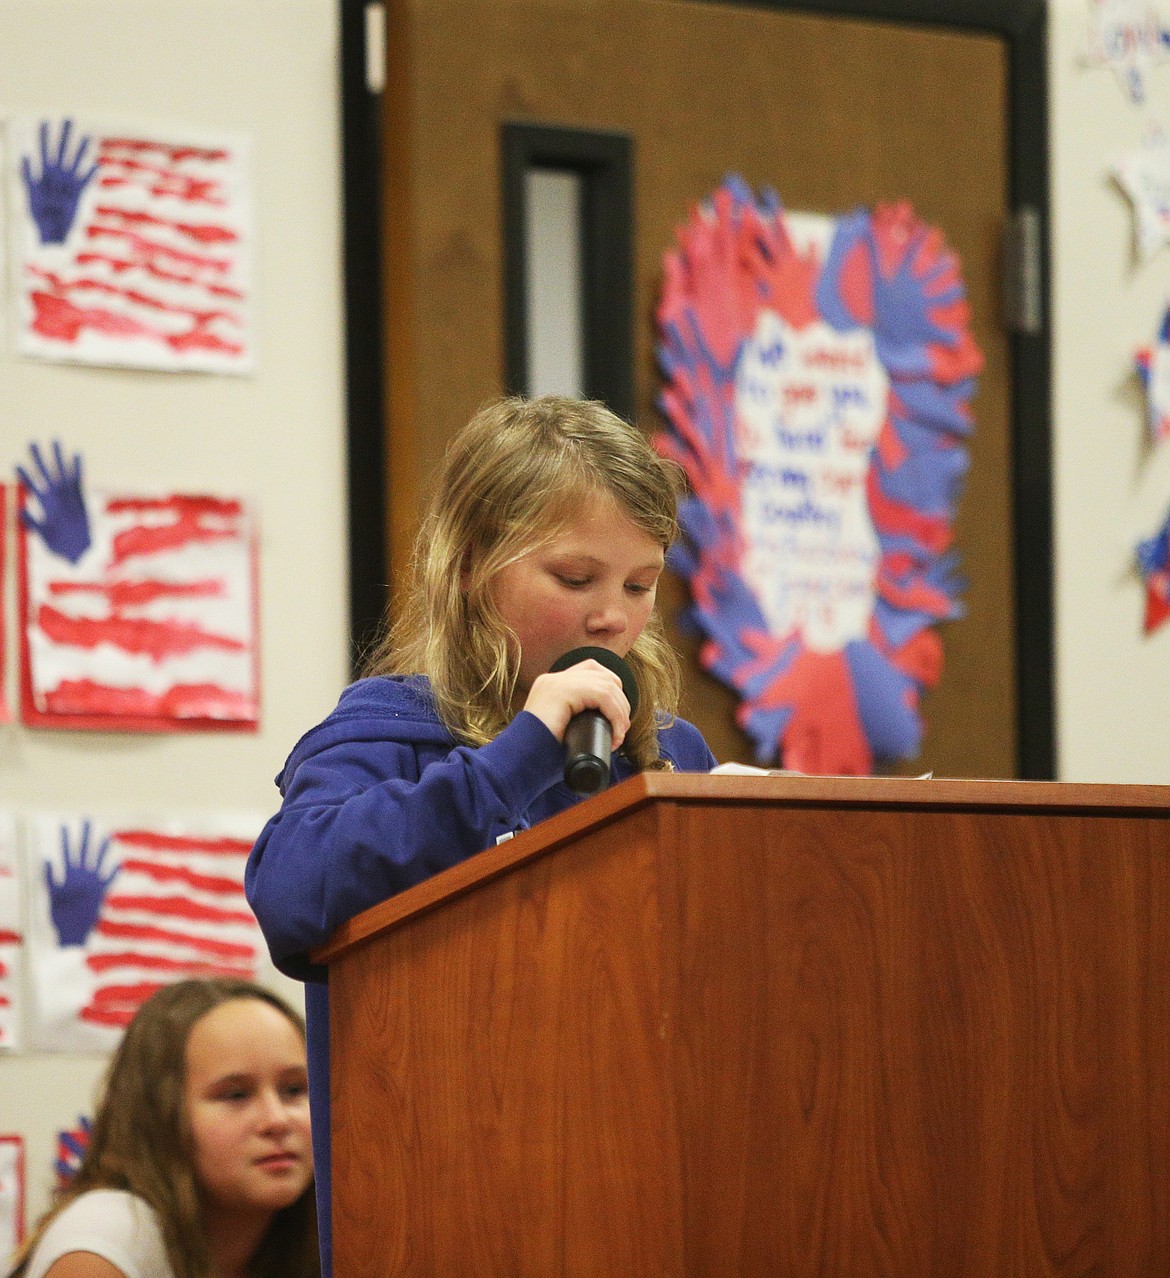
xmin=314 ymin=774 xmax=1170 ymax=1276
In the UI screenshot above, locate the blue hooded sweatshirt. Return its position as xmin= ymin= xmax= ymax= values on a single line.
xmin=245 ymin=675 xmax=715 ymax=1274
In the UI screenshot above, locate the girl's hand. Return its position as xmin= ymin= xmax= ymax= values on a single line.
xmin=522 ymin=658 xmax=631 ymax=750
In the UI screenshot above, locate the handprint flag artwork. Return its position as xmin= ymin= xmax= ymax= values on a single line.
xmin=6 ymin=115 xmax=253 ymax=373
xmin=656 ymin=177 xmax=982 ymax=775
xmin=25 ymin=814 xmax=267 ymax=1052
xmin=0 ymin=1136 xmax=25 ymax=1256
xmin=0 ymin=485 xmax=8 ymax=724
xmin=0 ymin=814 xmax=22 ymax=1050
xmin=18 ymin=443 xmax=260 ymax=731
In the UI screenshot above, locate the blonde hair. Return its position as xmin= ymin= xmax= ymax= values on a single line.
xmin=364 ymin=395 xmax=683 ymax=769
xmin=11 ymin=979 xmax=318 ymax=1278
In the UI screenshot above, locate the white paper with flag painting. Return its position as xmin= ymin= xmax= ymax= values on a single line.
xmin=0 ymin=485 xmax=9 ymax=725
xmin=0 ymin=1135 xmax=25 ymax=1258
xmin=24 ymin=813 xmax=267 ymax=1053
xmin=655 ymin=176 xmax=983 ymax=775
xmin=0 ymin=813 xmax=22 ymax=1050
xmin=17 ymin=442 xmax=259 ymax=732
xmin=5 ymin=115 xmax=253 ymax=373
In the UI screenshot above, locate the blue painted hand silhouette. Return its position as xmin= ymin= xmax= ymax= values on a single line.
xmin=21 ymin=119 xmax=98 ymax=246
xmin=45 ymin=821 xmax=119 ymax=948
xmin=17 ymin=441 xmax=92 ymax=564
xmin=860 ymin=218 xmax=957 ymax=354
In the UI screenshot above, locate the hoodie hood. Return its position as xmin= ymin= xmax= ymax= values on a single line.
xmin=276 ymin=675 xmax=453 ymax=793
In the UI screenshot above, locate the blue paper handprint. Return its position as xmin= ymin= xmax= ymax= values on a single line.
xmin=21 ymin=118 xmax=98 ymax=246
xmin=868 ymin=226 xmax=958 ymax=352
xmin=45 ymin=821 xmax=120 ymax=948
xmin=17 ymin=441 xmax=92 ymax=564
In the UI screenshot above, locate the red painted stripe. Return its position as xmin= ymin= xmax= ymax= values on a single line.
xmin=96 ymin=918 xmax=254 ymax=959
xmin=119 ymin=858 xmax=245 ymax=895
xmin=110 ymin=519 xmax=238 ymax=564
xmin=90 ymin=980 xmax=168 ymax=1005
xmin=28 ymin=289 xmax=241 ymax=357
xmin=27 ymin=265 xmax=239 ymax=323
xmin=29 ymin=290 xmax=154 ymax=343
xmin=0 ymin=929 xmax=21 ymax=944
xmin=79 ymin=1004 xmax=137 ymax=1028
xmin=86 ymin=225 xmax=231 ymax=273
xmin=74 ymin=252 xmax=245 ymax=300
xmin=92 ymin=205 xmax=238 ymax=246
xmin=43 ymin=680 xmax=255 ymax=721
xmin=0 ymin=996 xmax=10 ymax=1008
xmin=36 ymin=604 xmax=246 ymax=661
xmin=96 ymin=165 xmax=226 ymax=207
xmin=113 ymin=828 xmax=253 ymax=858
xmin=105 ymin=894 xmax=255 ymax=926
xmin=114 ymin=830 xmax=252 ymax=856
xmin=107 ymin=495 xmax=243 ymax=518
xmin=167 ymin=324 xmax=245 ymax=356
xmin=86 ymin=952 xmax=253 ymax=978
xmin=47 ymin=579 xmax=225 ymax=607
xmin=99 ymin=138 xmax=230 ymax=164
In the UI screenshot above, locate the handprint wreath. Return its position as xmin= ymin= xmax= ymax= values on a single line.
xmin=655 ymin=176 xmax=983 ymax=775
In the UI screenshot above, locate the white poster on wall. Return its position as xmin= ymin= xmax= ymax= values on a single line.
xmin=5 ymin=114 xmax=253 ymax=373
xmin=18 ymin=460 xmax=261 ymax=733
xmin=24 ymin=812 xmax=267 ymax=1052
xmin=0 ymin=1135 xmax=25 ymax=1257
xmin=0 ymin=813 xmax=22 ymax=1051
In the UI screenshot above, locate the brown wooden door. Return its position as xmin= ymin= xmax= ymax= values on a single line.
xmin=380 ymin=0 xmax=1015 ymax=778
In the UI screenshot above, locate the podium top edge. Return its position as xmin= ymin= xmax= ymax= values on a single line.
xmin=312 ymin=772 xmax=1170 ymax=966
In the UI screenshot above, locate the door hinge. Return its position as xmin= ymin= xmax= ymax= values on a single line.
xmin=1003 ymin=205 xmax=1043 ymax=335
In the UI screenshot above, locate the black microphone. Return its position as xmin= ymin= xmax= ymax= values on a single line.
xmin=549 ymin=646 xmax=640 ymax=796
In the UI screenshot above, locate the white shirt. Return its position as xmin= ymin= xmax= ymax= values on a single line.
xmin=22 ymin=1190 xmax=173 ymax=1278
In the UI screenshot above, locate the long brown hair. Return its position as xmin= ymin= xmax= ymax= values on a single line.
xmin=364 ymin=395 xmax=684 ymax=768
xmin=11 ymin=978 xmax=318 ymax=1278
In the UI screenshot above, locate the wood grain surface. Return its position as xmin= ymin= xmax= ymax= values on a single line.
xmin=328 ymin=780 xmax=1170 ymax=1275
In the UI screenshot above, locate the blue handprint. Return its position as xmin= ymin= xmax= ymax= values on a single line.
xmin=21 ymin=119 xmax=98 ymax=246
xmin=17 ymin=441 xmax=92 ymax=564
xmin=869 ymin=223 xmax=958 ymax=352
xmin=45 ymin=821 xmax=120 ymax=948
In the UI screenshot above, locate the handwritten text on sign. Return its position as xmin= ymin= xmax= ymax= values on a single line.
xmin=736 ymin=310 xmax=887 ymax=653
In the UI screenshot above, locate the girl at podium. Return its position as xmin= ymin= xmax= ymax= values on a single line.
xmin=245 ymin=394 xmax=716 ymax=1274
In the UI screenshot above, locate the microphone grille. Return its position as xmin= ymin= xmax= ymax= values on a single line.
xmin=548 ymin=646 xmax=639 ymax=716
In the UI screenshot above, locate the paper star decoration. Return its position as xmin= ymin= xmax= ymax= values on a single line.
xmin=1114 ymin=122 xmax=1170 ymax=260
xmin=1085 ymin=0 xmax=1170 ymax=103
xmin=1137 ymin=506 xmax=1170 ymax=633
xmin=1135 ymin=306 xmax=1170 ymax=440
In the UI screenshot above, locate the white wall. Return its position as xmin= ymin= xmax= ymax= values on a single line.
xmin=0 ymin=0 xmax=348 ymax=1231
xmin=0 ymin=0 xmax=1167 ymax=1243
xmin=1049 ymin=0 xmax=1170 ymax=781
